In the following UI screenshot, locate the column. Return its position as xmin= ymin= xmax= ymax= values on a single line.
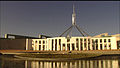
xmin=98 ymin=39 xmax=100 ymax=50
xmin=106 ymin=39 xmax=109 ymax=50
xmin=102 ymin=39 xmax=104 ymax=50
xmin=53 ymin=39 xmax=55 ymax=51
xmin=75 ymin=39 xmax=77 ymax=50
xmin=90 ymin=39 xmax=93 ymax=50
xmin=57 ymin=39 xmax=59 ymax=51
xmin=45 ymin=40 xmax=47 ymax=51
xmin=41 ymin=40 xmax=43 ymax=50
xmin=79 ymin=39 xmax=81 ymax=51
xmin=26 ymin=39 xmax=28 ymax=50
xmin=86 ymin=38 xmax=88 ymax=50
xmin=49 ymin=39 xmax=52 ymax=51
xmin=37 ymin=40 xmax=39 ymax=50
xmin=65 ymin=42 xmax=67 ymax=51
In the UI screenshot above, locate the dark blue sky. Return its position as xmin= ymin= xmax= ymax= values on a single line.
xmin=0 ymin=1 xmax=120 ymax=37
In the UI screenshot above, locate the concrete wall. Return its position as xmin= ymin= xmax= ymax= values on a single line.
xmin=0 ymin=39 xmax=26 ymax=50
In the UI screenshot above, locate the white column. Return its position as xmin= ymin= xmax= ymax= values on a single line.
xmin=26 ymin=39 xmax=28 ymax=50
xmin=49 ymin=39 xmax=51 ymax=51
xmin=57 ymin=39 xmax=59 ymax=51
xmin=102 ymin=39 xmax=104 ymax=50
xmin=53 ymin=39 xmax=55 ymax=51
xmin=41 ymin=40 xmax=43 ymax=50
xmin=98 ymin=39 xmax=100 ymax=50
xmin=90 ymin=39 xmax=93 ymax=50
xmin=65 ymin=42 xmax=67 ymax=51
xmin=107 ymin=39 xmax=109 ymax=50
xmin=86 ymin=38 xmax=88 ymax=50
xmin=75 ymin=40 xmax=77 ymax=50
xmin=37 ymin=40 xmax=39 ymax=50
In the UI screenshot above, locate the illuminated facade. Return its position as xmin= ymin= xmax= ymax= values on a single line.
xmin=32 ymin=36 xmax=118 ymax=51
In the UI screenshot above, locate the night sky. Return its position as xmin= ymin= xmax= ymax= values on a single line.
xmin=0 ymin=1 xmax=120 ymax=37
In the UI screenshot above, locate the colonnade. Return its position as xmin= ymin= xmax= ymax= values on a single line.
xmin=32 ymin=37 xmax=116 ymax=51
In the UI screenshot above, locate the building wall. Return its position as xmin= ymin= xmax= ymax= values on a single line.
xmin=32 ymin=36 xmax=118 ymax=51
xmin=0 ymin=39 xmax=26 ymax=50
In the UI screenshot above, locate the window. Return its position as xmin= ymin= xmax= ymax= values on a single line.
xmin=100 ymin=39 xmax=102 ymax=43
xmin=39 ymin=45 xmax=41 ymax=50
xmin=100 ymin=44 xmax=102 ymax=50
xmin=39 ymin=41 xmax=41 ymax=44
xmin=80 ymin=39 xmax=83 ymax=41
xmin=88 ymin=39 xmax=90 ymax=44
xmin=72 ymin=43 xmax=75 ymax=50
xmin=59 ymin=39 xmax=61 ymax=50
xmin=43 ymin=45 xmax=45 ymax=50
xmin=96 ymin=44 xmax=98 ymax=50
xmin=104 ymin=44 xmax=107 ymax=49
xmin=108 ymin=39 xmax=111 ymax=42
xmin=109 ymin=44 xmax=111 ymax=50
xmin=43 ymin=41 xmax=45 ymax=44
xmin=95 ymin=39 xmax=98 ymax=43
xmin=84 ymin=39 xmax=86 ymax=41
xmin=76 ymin=38 xmax=79 ymax=50
xmin=35 ymin=41 xmax=37 ymax=43
xmin=104 ymin=39 xmax=106 ymax=42
xmin=63 ymin=44 xmax=65 ymax=47
xmin=67 ymin=38 xmax=70 ymax=42
xmin=76 ymin=38 xmax=78 ymax=41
